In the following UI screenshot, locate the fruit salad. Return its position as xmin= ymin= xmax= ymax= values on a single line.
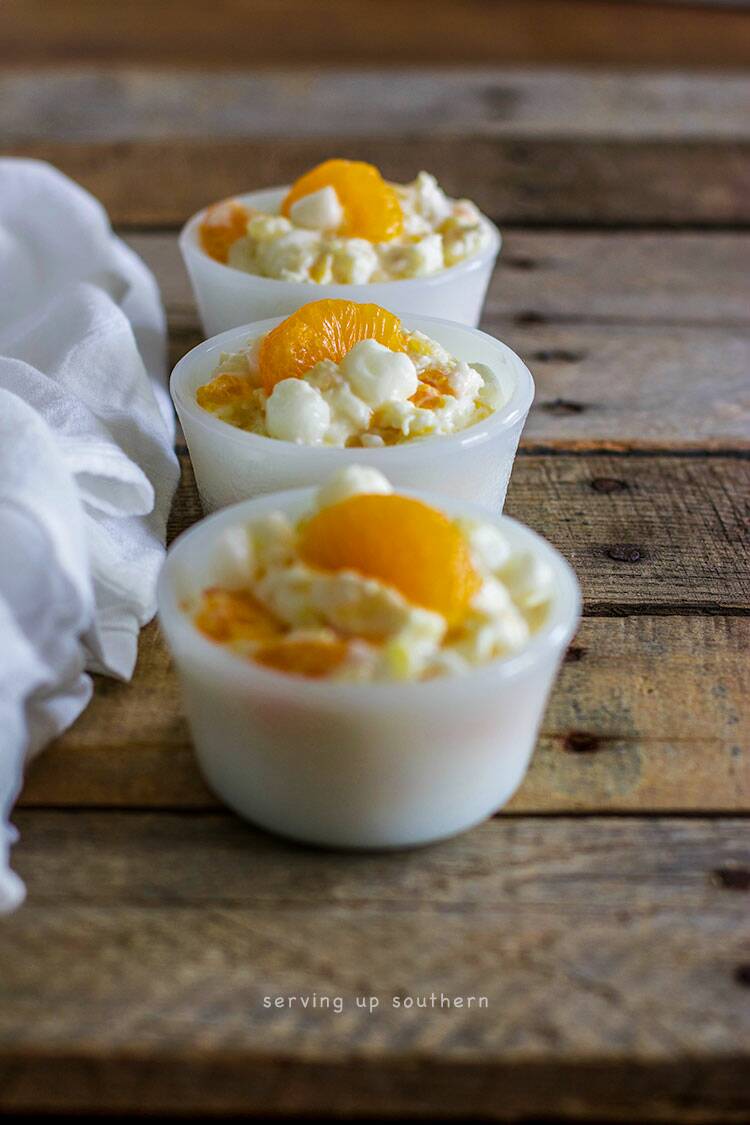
xmin=199 ymin=159 xmax=493 ymax=283
xmin=190 ymin=467 xmax=555 ymax=683
xmin=195 ymin=299 xmax=506 ymax=447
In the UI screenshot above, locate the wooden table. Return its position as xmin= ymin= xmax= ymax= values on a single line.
xmin=2 ymin=68 xmax=749 ymax=1120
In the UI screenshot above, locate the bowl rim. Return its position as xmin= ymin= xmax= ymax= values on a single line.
xmin=179 ymin=184 xmax=502 ymax=292
xmin=157 ymin=485 xmax=581 ymax=704
xmin=170 ymin=312 xmax=535 ymax=463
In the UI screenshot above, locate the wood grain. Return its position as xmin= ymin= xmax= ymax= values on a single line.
xmin=1 ymin=813 xmax=748 ymax=1117
xmin=5 ymin=59 xmax=749 ymax=1120
xmin=3 ymin=0 xmax=750 ymax=67
xmin=20 ymin=614 xmax=749 ymax=813
xmin=9 ymin=137 xmax=750 ymax=227
xmin=5 ymin=69 xmax=750 ymax=142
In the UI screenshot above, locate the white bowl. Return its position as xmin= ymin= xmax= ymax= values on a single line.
xmin=180 ymin=187 xmax=501 ymax=335
xmin=171 ymin=314 xmax=534 ymax=513
xmin=157 ymin=487 xmax=580 ymax=849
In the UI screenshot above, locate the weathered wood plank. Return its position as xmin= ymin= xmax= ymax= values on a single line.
xmin=486 ymin=231 xmax=750 ymax=327
xmin=20 ymin=615 xmax=749 ymax=813
xmin=4 ymin=0 xmax=750 ymax=67
xmin=9 ymin=138 xmax=750 ymax=226
xmin=127 ymin=229 xmax=750 ymax=328
xmin=508 ymin=456 xmax=749 ymax=613
xmin=5 ymin=69 xmax=750 ymax=141
xmin=512 ymin=322 xmax=750 ymax=451
xmin=1 ymin=813 xmax=748 ymax=1117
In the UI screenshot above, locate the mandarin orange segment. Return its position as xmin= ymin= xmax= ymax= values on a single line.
xmin=281 ymin=159 xmax=403 ymax=242
xmin=421 ymin=369 xmax=456 ymax=397
xmin=258 ymin=299 xmax=405 ymax=393
xmin=195 ymin=588 xmax=282 ymax=646
xmin=409 ymin=370 xmax=456 ymax=410
xmin=254 ymin=636 xmax=349 ymax=678
xmin=410 ymin=383 xmax=443 ymax=409
xmin=196 ymin=374 xmax=255 ymax=412
xmin=199 ymin=199 xmax=250 ymax=263
xmin=299 ymin=494 xmax=480 ymax=626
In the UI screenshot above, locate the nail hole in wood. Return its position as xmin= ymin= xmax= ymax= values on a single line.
xmin=734 ymin=965 xmax=750 ymax=988
xmin=606 ymin=544 xmax=644 ymax=563
xmin=515 ymin=310 xmax=547 ymax=325
xmin=591 ymin=477 xmax=629 ymax=494
xmin=564 ymin=731 xmax=601 ymax=754
xmin=540 ymin=398 xmax=586 ymax=416
xmin=712 ymin=868 xmax=750 ymax=891
xmin=532 ymin=349 xmax=585 ymax=364
xmin=505 ymin=255 xmax=538 ymax=270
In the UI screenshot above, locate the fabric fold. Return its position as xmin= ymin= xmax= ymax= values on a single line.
xmin=0 ymin=159 xmax=180 ymax=909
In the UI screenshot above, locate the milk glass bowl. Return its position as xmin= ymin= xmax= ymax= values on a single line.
xmin=180 ymin=187 xmax=501 ymax=335
xmin=157 ymin=487 xmax=580 ymax=849
xmin=171 ymin=313 xmax=534 ymax=513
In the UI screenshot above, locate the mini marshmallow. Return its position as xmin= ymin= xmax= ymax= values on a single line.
xmin=289 ymin=186 xmax=344 ymax=232
xmin=339 ymin=340 xmax=418 ymax=408
xmin=316 ymin=465 xmax=393 ymax=510
xmin=266 ymin=379 xmax=331 ymax=444
xmin=331 ymin=238 xmax=379 ymax=284
xmin=469 ymin=362 xmax=506 ymax=412
xmin=211 ymin=525 xmax=255 ymax=589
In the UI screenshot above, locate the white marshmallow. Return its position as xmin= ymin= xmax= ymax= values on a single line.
xmin=289 ymin=186 xmax=344 ymax=232
xmin=266 ymin=379 xmax=331 ymax=444
xmin=331 ymin=238 xmax=378 ymax=284
xmin=413 ymin=171 xmax=453 ymax=226
xmin=316 ymin=465 xmax=392 ymax=510
xmin=211 ymin=526 xmax=255 ymax=589
xmin=401 ymin=233 xmax=445 ymax=277
xmin=339 ymin=340 xmax=418 ymax=407
xmin=461 ymin=519 xmax=512 ymax=572
xmin=472 ymin=362 xmax=506 ymax=411
xmin=255 ymin=229 xmax=319 ymax=282
xmin=447 ymin=360 xmax=483 ymax=399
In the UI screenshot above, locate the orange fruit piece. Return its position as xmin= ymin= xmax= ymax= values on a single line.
xmin=281 ymin=159 xmax=403 ymax=242
xmin=410 ymin=371 xmax=456 ymax=410
xmin=199 ymin=199 xmax=250 ymax=263
xmin=299 ymin=494 xmax=480 ymax=626
xmin=258 ymin=299 xmax=405 ymax=394
xmin=195 ymin=588 xmax=282 ymax=646
xmin=410 ymin=383 xmax=443 ymax=409
xmin=254 ymin=636 xmax=349 ymax=679
xmin=196 ymin=374 xmax=255 ymax=412
xmin=421 ymin=369 xmax=456 ymax=397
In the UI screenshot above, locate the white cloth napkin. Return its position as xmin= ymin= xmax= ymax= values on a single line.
xmin=0 ymin=159 xmax=180 ymax=910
